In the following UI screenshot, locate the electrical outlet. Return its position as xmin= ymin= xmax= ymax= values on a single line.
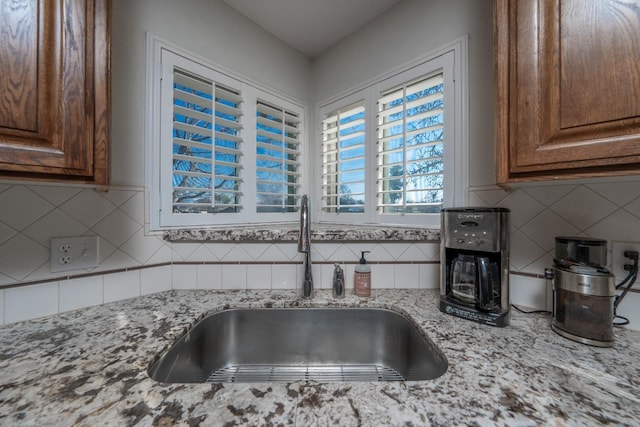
xmin=59 ymin=256 xmax=73 ymax=264
xmin=50 ymin=236 xmax=99 ymax=273
xmin=610 ymin=241 xmax=640 ymax=289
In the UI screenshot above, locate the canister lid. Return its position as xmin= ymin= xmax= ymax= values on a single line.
xmin=555 ymin=236 xmax=607 ymax=246
xmin=555 ymin=236 xmax=608 ymax=268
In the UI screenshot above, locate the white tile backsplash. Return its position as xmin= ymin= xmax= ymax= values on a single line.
xmin=0 ymin=186 xmax=54 ymax=231
xmin=420 ymin=263 xmax=440 ymax=289
xmin=509 ymin=274 xmax=548 ymax=311
xmin=104 ymin=270 xmax=141 ymax=303
xmin=222 ymin=265 xmax=247 ymax=289
xmin=275 ymin=244 xmax=301 ymax=261
xmin=221 ymin=245 xmax=257 ymax=262
xmin=119 ymin=192 xmax=144 ymax=224
xmin=395 ymin=264 xmax=420 ymax=289
xmin=586 ymin=209 xmax=640 ymax=243
xmin=170 ymin=242 xmax=201 ymax=261
xmin=0 ymin=235 xmax=49 ymax=282
xmin=29 ymin=185 xmax=83 ymax=206
xmin=5 ymin=282 xmax=59 ymax=324
xmin=60 ymin=276 xmax=103 ymax=313
xmin=271 ymin=264 xmax=297 ymax=289
xmin=93 ymin=209 xmax=141 ymax=247
xmin=59 ymin=189 xmax=116 ymax=228
xmin=242 ymin=243 xmax=272 ymax=261
xmin=508 ymin=230 xmax=546 ymax=271
xmin=172 ymin=264 xmax=197 ymax=289
xmin=415 ymin=243 xmax=440 ymax=261
xmin=617 ymin=292 xmax=640 ymax=328
xmin=311 ymin=242 xmax=342 ymax=260
xmin=1 ymin=180 xmax=640 ymax=329
xmin=0 ymin=221 xmax=16 ymax=246
xmin=372 ymin=264 xmax=395 ymax=288
xmin=254 ymin=244 xmax=290 ymax=262
xmin=196 ymin=264 xmax=222 ymax=289
xmin=141 ymin=265 xmax=172 ymax=295
xmin=186 ymin=244 xmax=221 ymax=263
xmin=247 ymin=264 xmax=272 ymax=289
xmin=499 ymin=190 xmax=546 ymax=228
xmin=23 ymin=210 xmax=88 ymax=246
xmin=552 ymin=187 xmax=616 ymax=230
xmin=119 ymin=229 xmax=166 ymax=264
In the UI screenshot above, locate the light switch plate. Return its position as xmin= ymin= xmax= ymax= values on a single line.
xmin=50 ymin=236 xmax=99 ymax=273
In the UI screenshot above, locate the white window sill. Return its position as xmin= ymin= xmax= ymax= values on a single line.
xmin=163 ymin=223 xmax=440 ymax=242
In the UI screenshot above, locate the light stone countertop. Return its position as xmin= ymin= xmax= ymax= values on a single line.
xmin=1 ymin=289 xmax=639 ymax=426
xmin=163 ymin=223 xmax=440 ymax=242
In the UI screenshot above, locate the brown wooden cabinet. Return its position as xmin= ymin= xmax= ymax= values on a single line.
xmin=0 ymin=0 xmax=110 ymax=185
xmin=495 ymin=0 xmax=640 ymax=184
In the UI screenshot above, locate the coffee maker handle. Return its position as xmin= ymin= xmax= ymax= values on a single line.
xmin=477 ymin=256 xmax=492 ymax=310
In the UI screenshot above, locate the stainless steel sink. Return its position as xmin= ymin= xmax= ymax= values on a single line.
xmin=148 ymin=308 xmax=448 ymax=383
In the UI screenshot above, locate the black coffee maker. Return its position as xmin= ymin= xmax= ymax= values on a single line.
xmin=440 ymin=207 xmax=510 ymax=327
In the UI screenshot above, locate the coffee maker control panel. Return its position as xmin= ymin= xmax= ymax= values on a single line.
xmin=442 ymin=208 xmax=507 ymax=252
xmin=452 ymin=229 xmax=491 ymax=247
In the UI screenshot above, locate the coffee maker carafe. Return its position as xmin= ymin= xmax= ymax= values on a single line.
xmin=440 ymin=208 xmax=510 ymax=327
xmin=451 ymin=254 xmax=496 ymax=310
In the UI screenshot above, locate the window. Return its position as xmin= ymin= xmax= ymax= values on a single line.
xmin=321 ymin=100 xmax=366 ymax=213
xmin=147 ymin=38 xmax=307 ymax=229
xmin=256 ymin=100 xmax=302 ymax=213
xmin=171 ymin=69 xmax=243 ymax=215
xmin=377 ymin=73 xmax=444 ymax=215
xmin=317 ymin=43 xmax=467 ymax=227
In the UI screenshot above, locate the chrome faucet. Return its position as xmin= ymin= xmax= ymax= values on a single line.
xmin=298 ymin=195 xmax=314 ymax=298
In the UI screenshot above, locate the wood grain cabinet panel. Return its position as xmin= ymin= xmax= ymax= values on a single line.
xmin=495 ymin=0 xmax=640 ymax=183
xmin=0 ymin=0 xmax=110 ymax=184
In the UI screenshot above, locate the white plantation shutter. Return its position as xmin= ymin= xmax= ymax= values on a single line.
xmin=256 ymin=100 xmax=302 ymax=212
xmin=377 ymin=73 xmax=445 ymax=214
xmin=150 ymin=39 xmax=308 ymax=229
xmin=171 ymin=70 xmax=244 ymax=214
xmin=321 ymin=101 xmax=366 ymax=213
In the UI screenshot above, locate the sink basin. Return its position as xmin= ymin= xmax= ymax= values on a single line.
xmin=148 ymin=307 xmax=448 ymax=383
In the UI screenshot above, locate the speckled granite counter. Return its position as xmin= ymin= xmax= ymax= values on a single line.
xmin=164 ymin=223 xmax=440 ymax=242
xmin=1 ymin=289 xmax=639 ymax=426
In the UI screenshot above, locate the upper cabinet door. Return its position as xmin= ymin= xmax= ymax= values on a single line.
xmin=495 ymin=0 xmax=640 ymax=183
xmin=0 ymin=0 xmax=109 ymax=184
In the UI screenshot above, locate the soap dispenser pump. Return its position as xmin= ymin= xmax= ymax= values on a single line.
xmin=354 ymin=251 xmax=371 ymax=297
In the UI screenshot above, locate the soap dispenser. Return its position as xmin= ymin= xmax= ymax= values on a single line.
xmin=354 ymin=251 xmax=371 ymax=297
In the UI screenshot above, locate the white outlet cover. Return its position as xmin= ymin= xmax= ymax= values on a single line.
xmin=50 ymin=236 xmax=99 ymax=273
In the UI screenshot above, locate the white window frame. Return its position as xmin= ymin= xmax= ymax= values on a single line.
xmin=316 ymin=37 xmax=468 ymax=228
xmin=319 ymin=92 xmax=369 ymax=217
xmin=146 ymin=35 xmax=308 ymax=230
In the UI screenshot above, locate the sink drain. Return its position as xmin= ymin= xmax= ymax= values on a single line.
xmin=207 ymin=364 xmax=405 ymax=383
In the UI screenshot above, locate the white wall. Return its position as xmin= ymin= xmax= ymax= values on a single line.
xmin=312 ymin=0 xmax=495 ymax=187
xmin=110 ymin=0 xmax=313 ymax=186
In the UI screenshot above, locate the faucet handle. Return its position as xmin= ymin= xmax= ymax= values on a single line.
xmin=333 ymin=263 xmax=345 ymax=298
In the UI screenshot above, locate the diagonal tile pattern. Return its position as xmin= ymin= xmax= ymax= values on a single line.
xmin=1 ymin=179 xmax=639 ymax=290
xmin=472 ymin=179 xmax=640 ymax=275
xmin=0 ymin=186 xmax=54 ymax=231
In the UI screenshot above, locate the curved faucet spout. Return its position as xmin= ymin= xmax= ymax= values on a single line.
xmin=298 ymin=195 xmax=311 ymax=253
xmin=298 ymin=195 xmax=314 ymax=298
